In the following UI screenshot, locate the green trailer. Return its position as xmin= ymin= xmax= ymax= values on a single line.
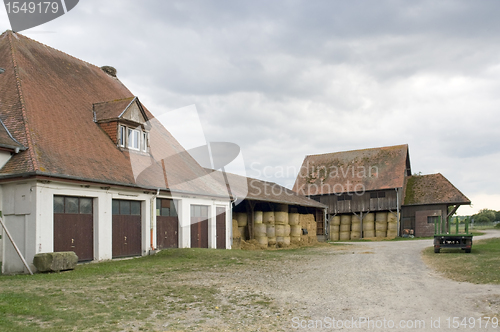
xmin=433 ymin=216 xmax=473 ymax=253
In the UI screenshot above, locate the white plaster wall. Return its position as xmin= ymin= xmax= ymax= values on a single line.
xmin=0 ymin=151 xmax=12 ymax=170
xmin=1 ymin=181 xmax=37 ymax=274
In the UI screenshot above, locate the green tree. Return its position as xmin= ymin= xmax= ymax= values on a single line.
xmin=472 ymin=209 xmax=496 ymax=224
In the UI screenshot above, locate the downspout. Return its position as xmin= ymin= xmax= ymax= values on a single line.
xmin=150 ymin=189 xmax=160 ymax=251
xmin=396 ymin=188 xmax=400 ymax=237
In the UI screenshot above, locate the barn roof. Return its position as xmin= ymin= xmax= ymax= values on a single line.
xmin=0 ymin=118 xmax=25 ymax=151
xmin=0 ymin=30 xmax=228 ymax=197
xmin=403 ymin=173 xmax=471 ymax=206
xmin=293 ymin=144 xmax=410 ymax=195
xmin=205 ymin=169 xmax=327 ymax=209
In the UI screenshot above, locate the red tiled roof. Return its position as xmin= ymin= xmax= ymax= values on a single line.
xmin=93 ymin=97 xmax=136 ymax=122
xmin=0 ymin=30 xmax=228 ymax=197
xmin=403 ymin=173 xmax=471 ymax=206
xmin=205 ymin=169 xmax=327 ymax=208
xmin=293 ymin=144 xmax=410 ymax=195
xmin=0 ymin=118 xmax=25 ymax=150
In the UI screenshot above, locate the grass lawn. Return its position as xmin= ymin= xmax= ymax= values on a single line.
xmin=422 ymin=237 xmax=500 ymax=285
xmin=0 ymin=247 xmax=325 ymax=331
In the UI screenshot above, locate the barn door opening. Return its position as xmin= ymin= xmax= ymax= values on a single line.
xmin=156 ymin=198 xmax=179 ymax=249
xmin=216 ymin=207 xmax=226 ymax=249
xmin=53 ymin=196 xmax=94 ymax=261
xmin=190 ymin=205 xmax=208 ymax=248
xmin=112 ymin=200 xmax=142 ymax=258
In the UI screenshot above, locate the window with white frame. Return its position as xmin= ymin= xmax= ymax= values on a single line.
xmin=128 ymin=128 xmax=140 ymax=150
xmin=118 ymin=124 xmax=148 ymax=152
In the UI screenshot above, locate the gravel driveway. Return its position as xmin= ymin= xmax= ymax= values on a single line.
xmin=203 ymin=230 xmax=500 ymax=332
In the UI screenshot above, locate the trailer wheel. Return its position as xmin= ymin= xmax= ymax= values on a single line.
xmin=434 ymin=248 xmax=440 ymax=253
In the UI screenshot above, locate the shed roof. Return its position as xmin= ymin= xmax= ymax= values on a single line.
xmin=205 ymin=169 xmax=327 ymax=209
xmin=0 ymin=30 xmax=227 ymax=197
xmin=403 ymin=173 xmax=471 ymax=206
xmin=293 ymin=144 xmax=410 ymax=195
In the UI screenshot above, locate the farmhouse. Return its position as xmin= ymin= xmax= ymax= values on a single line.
xmin=293 ymin=144 xmax=471 ymax=238
xmin=0 ymin=31 xmax=234 ymax=274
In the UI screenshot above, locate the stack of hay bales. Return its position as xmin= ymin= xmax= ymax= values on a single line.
xmin=329 ymin=215 xmax=340 ymax=241
xmin=375 ymin=212 xmax=388 ymax=238
xmin=289 ymin=213 xmax=302 ymax=244
xmin=339 ymin=215 xmax=351 ymax=241
xmin=264 ymin=211 xmax=276 ymax=246
xmin=235 ymin=212 xmax=248 ymax=240
xmin=254 ymin=211 xmax=268 ymax=246
xmin=299 ymin=214 xmax=317 ymax=244
xmin=351 ymin=215 xmax=361 ymax=240
xmin=363 ymin=213 xmax=375 ymax=238
xmin=387 ymin=213 xmax=398 ymax=238
xmin=232 ymin=218 xmax=241 ymax=249
xmin=275 ymin=207 xmax=290 ymax=247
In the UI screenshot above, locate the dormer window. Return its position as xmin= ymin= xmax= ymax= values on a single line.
xmin=118 ymin=125 xmax=148 ymax=152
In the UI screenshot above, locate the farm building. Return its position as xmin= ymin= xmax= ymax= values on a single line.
xmin=205 ymin=169 xmax=327 ymax=247
xmin=0 ymin=31 xmax=233 ymax=274
xmin=293 ymin=144 xmax=471 ymax=239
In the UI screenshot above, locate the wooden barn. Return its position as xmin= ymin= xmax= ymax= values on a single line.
xmin=293 ymin=144 xmax=471 ymax=239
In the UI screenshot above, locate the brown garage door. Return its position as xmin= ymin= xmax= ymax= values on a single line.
xmin=112 ymin=200 xmax=142 ymax=258
xmin=54 ymin=196 xmax=94 ymax=261
xmin=156 ymin=198 xmax=179 ymax=249
xmin=191 ymin=205 xmax=208 ymax=248
xmin=216 ymin=207 xmax=226 ymax=249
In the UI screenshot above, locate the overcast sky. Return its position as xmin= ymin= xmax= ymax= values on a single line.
xmin=2 ymin=0 xmax=500 ymax=215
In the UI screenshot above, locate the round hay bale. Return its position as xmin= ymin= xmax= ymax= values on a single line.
xmin=351 ymin=223 xmax=361 ymax=232
xmin=364 ymin=213 xmax=375 ymax=222
xmin=256 ymin=236 xmax=268 ymax=246
xmin=284 ymin=224 xmax=291 ymax=236
xmin=274 ymin=211 xmax=289 ymax=225
xmin=289 ymin=213 xmax=300 ymax=225
xmin=232 ymin=219 xmax=240 ymax=237
xmin=375 ymin=212 xmax=388 ymax=222
xmin=387 ymin=213 xmax=397 ymax=222
xmin=352 ymin=215 xmax=361 ymax=223
xmin=232 ymin=237 xmax=241 ymax=249
xmin=291 ymin=225 xmax=302 ymax=236
xmin=363 ymin=221 xmax=375 ymax=231
xmin=375 ymin=222 xmax=387 ymax=231
xmin=275 ymin=204 xmax=288 ymax=212
xmin=350 ymin=231 xmax=361 ymax=240
xmin=331 ymin=215 xmax=341 ymax=225
xmin=283 ymin=236 xmax=291 ymax=246
xmin=275 ymin=225 xmax=286 ymax=237
xmin=236 ymin=213 xmax=248 ymax=226
xmin=386 ymin=230 xmax=397 ymax=238
xmin=339 ymin=231 xmax=350 ymax=241
xmin=363 ymin=230 xmax=375 ymax=238
xmin=330 ymin=232 xmax=340 ymax=241
xmin=254 ymin=223 xmax=267 ymax=237
xmin=263 ymin=211 xmax=275 ymax=224
xmin=266 ymin=224 xmax=276 ymax=237
xmin=340 ymin=215 xmax=352 ymax=225
xmin=376 ymin=230 xmax=387 ymax=238
xmin=238 ymin=227 xmax=246 ymax=239
xmin=291 ymin=235 xmax=302 ymax=244
xmin=268 ymin=237 xmax=277 ymax=246
xmin=254 ymin=211 xmax=263 ymax=224
xmin=329 ymin=225 xmax=340 ymax=234
xmin=339 ymin=224 xmax=351 ymax=232
xmin=387 ymin=222 xmax=398 ymax=230
xmin=276 ymin=236 xmax=285 ymax=245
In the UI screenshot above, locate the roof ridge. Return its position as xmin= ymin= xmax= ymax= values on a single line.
xmin=305 ymin=144 xmax=408 ymax=158
xmin=7 ymin=32 xmax=37 ymax=170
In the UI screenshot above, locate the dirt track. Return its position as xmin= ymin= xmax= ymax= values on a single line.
xmin=203 ymin=230 xmax=500 ymax=331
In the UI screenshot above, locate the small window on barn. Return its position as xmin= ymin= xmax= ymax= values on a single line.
xmin=54 ymin=196 xmax=65 ymax=213
xmin=370 ymin=192 xmax=377 ymax=199
xmin=128 ymin=128 xmax=140 ymax=150
xmin=130 ymin=201 xmax=141 ymax=215
xmin=112 ymin=200 xmax=120 ymax=215
xmin=79 ymin=198 xmax=93 ymax=214
xmin=65 ymin=197 xmax=79 ymax=214
xmin=428 ymin=216 xmax=439 ymax=224
xmin=378 ymin=192 xmax=386 ymax=198
xmin=118 ymin=125 xmax=126 ymax=147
